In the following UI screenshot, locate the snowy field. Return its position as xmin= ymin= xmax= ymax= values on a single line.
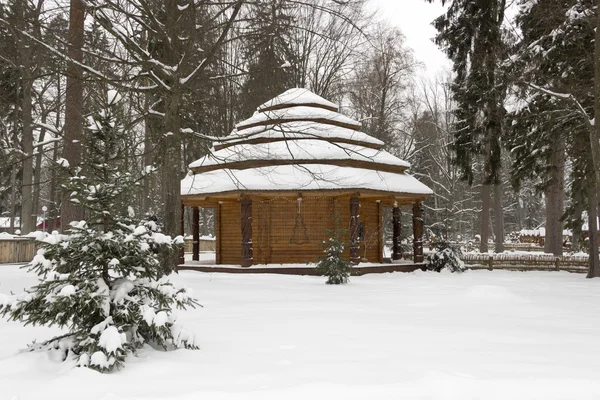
xmin=1 ymin=265 xmax=600 ymax=400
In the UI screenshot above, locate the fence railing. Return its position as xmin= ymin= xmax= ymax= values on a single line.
xmin=461 ymin=253 xmax=589 ymax=273
xmin=183 ymin=237 xmax=216 ymax=253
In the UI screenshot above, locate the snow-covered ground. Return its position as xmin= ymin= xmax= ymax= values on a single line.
xmin=1 ymin=265 xmax=599 ymax=399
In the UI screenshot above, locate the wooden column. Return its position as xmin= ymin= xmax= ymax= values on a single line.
xmin=349 ymin=196 xmax=360 ymax=264
xmin=241 ymin=197 xmax=253 ymax=267
xmin=178 ymin=202 xmax=185 ymax=266
xmin=192 ymin=206 xmax=200 ymax=261
xmin=392 ymin=206 xmax=402 ymax=260
xmin=216 ymin=203 xmax=222 ymax=264
xmin=412 ymin=201 xmax=424 ymax=263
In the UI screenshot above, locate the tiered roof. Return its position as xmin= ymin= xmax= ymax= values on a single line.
xmin=181 ymin=88 xmax=432 ymax=198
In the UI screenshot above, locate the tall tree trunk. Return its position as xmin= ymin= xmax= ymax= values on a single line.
xmin=588 ymin=0 xmax=600 ymax=277
xmin=493 ymin=180 xmax=504 ymax=252
xmin=17 ymin=0 xmax=34 ymax=234
xmin=10 ymin=98 xmax=19 ymax=233
xmin=161 ymin=90 xmax=182 ymax=271
xmin=480 ymin=182 xmax=491 ymax=253
xmin=544 ymin=133 xmax=565 ymax=256
xmin=587 ymin=176 xmax=599 ymax=278
xmin=572 ymin=188 xmax=583 ymax=252
xmin=61 ymin=0 xmax=85 ymax=229
xmin=32 ymin=120 xmax=47 ymax=227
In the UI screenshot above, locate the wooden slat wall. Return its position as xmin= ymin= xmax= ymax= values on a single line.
xmin=0 ymin=240 xmax=36 ymax=264
xmin=360 ymin=199 xmax=382 ymax=263
xmin=219 ymin=201 xmax=242 ymax=265
xmin=247 ymin=196 xmax=382 ymax=265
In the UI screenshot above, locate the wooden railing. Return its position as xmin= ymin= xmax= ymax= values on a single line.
xmin=461 ymin=253 xmax=589 ymax=273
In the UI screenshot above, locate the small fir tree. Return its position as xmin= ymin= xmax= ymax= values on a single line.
xmin=316 ymin=215 xmax=353 ymax=284
xmin=0 ymin=90 xmax=198 ymax=372
xmin=426 ymin=239 xmax=466 ymax=273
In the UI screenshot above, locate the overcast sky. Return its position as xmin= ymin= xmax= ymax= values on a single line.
xmin=368 ymin=0 xmax=452 ymax=78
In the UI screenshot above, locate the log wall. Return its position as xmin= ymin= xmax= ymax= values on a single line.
xmin=218 ymin=196 xmax=383 ymax=265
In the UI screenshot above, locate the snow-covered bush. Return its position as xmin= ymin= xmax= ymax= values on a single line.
xmin=426 ymin=240 xmax=466 ymax=273
xmin=316 ymin=216 xmax=353 ymax=284
xmin=0 ymin=91 xmax=198 ymax=372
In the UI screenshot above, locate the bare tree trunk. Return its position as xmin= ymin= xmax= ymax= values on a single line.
xmin=61 ymin=0 xmax=85 ymax=229
xmin=544 ymin=133 xmax=565 ymax=256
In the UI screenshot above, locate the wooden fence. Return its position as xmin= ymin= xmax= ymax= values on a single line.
xmin=462 ymin=253 xmax=589 ymax=273
xmin=0 ymin=238 xmax=37 ymax=264
xmin=184 ymin=237 xmax=216 ymax=253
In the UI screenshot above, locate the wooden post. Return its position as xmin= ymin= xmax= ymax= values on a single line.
xmin=216 ymin=203 xmax=222 ymax=264
xmin=241 ymin=197 xmax=253 ymax=267
xmin=392 ymin=206 xmax=402 ymax=260
xmin=192 ymin=206 xmax=200 ymax=261
xmin=412 ymin=201 xmax=424 ymax=263
xmin=178 ymin=202 xmax=185 ymax=266
xmin=350 ymin=196 xmax=360 ymax=264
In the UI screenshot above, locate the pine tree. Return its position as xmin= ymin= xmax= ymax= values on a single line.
xmin=0 ymin=91 xmax=198 ymax=372
xmin=240 ymin=0 xmax=295 ymax=115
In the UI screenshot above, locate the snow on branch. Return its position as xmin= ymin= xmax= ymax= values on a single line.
xmin=524 ymin=82 xmax=593 ymax=129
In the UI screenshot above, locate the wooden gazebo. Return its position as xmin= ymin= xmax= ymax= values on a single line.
xmin=180 ymin=88 xmax=433 ymax=267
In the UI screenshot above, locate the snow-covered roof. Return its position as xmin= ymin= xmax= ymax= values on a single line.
xmin=235 ymin=106 xmax=361 ymax=131
xmin=182 ymin=164 xmax=432 ymax=196
xmin=518 ymin=228 xmax=572 ymax=237
xmin=216 ymin=121 xmax=384 ymax=149
xmin=257 ymin=88 xmax=338 ymax=112
xmin=182 ymin=88 xmax=432 ymax=198
xmin=190 ymin=140 xmax=409 ymax=170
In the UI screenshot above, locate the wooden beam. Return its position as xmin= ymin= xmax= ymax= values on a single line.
xmin=192 ymin=207 xmax=200 ymax=261
xmin=178 ymin=202 xmax=185 ymax=266
xmin=240 ymin=197 xmax=253 ymax=267
xmin=350 ymin=196 xmax=360 ymax=264
xmin=190 ymin=159 xmax=408 ymax=175
xmin=412 ymin=201 xmax=424 ymax=263
xmin=392 ymin=206 xmax=402 ymax=260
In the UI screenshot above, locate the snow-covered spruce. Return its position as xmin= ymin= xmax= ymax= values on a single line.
xmin=426 ymin=240 xmax=466 ymax=273
xmin=0 ymin=91 xmax=198 ymax=372
xmin=316 ymin=219 xmax=353 ymax=284
xmin=0 ymin=223 xmax=198 ymax=372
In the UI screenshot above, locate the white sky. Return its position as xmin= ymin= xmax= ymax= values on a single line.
xmin=368 ymin=0 xmax=452 ymax=78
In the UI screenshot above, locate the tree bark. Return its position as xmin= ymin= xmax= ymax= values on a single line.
xmin=544 ymin=133 xmax=565 ymax=256
xmin=61 ymin=0 xmax=85 ymax=229
xmin=493 ymin=180 xmax=504 ymax=253
xmin=480 ymin=182 xmax=491 ymax=253
xmin=589 ymin=0 xmax=600 ymax=277
xmin=17 ymin=0 xmax=34 ymax=234
xmin=587 ymin=177 xmax=599 ymax=278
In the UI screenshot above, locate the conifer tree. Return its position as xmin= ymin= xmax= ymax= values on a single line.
xmin=426 ymin=0 xmax=508 ymax=253
xmin=316 ymin=214 xmax=352 ymax=284
xmin=0 ymin=91 xmax=198 ymax=372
